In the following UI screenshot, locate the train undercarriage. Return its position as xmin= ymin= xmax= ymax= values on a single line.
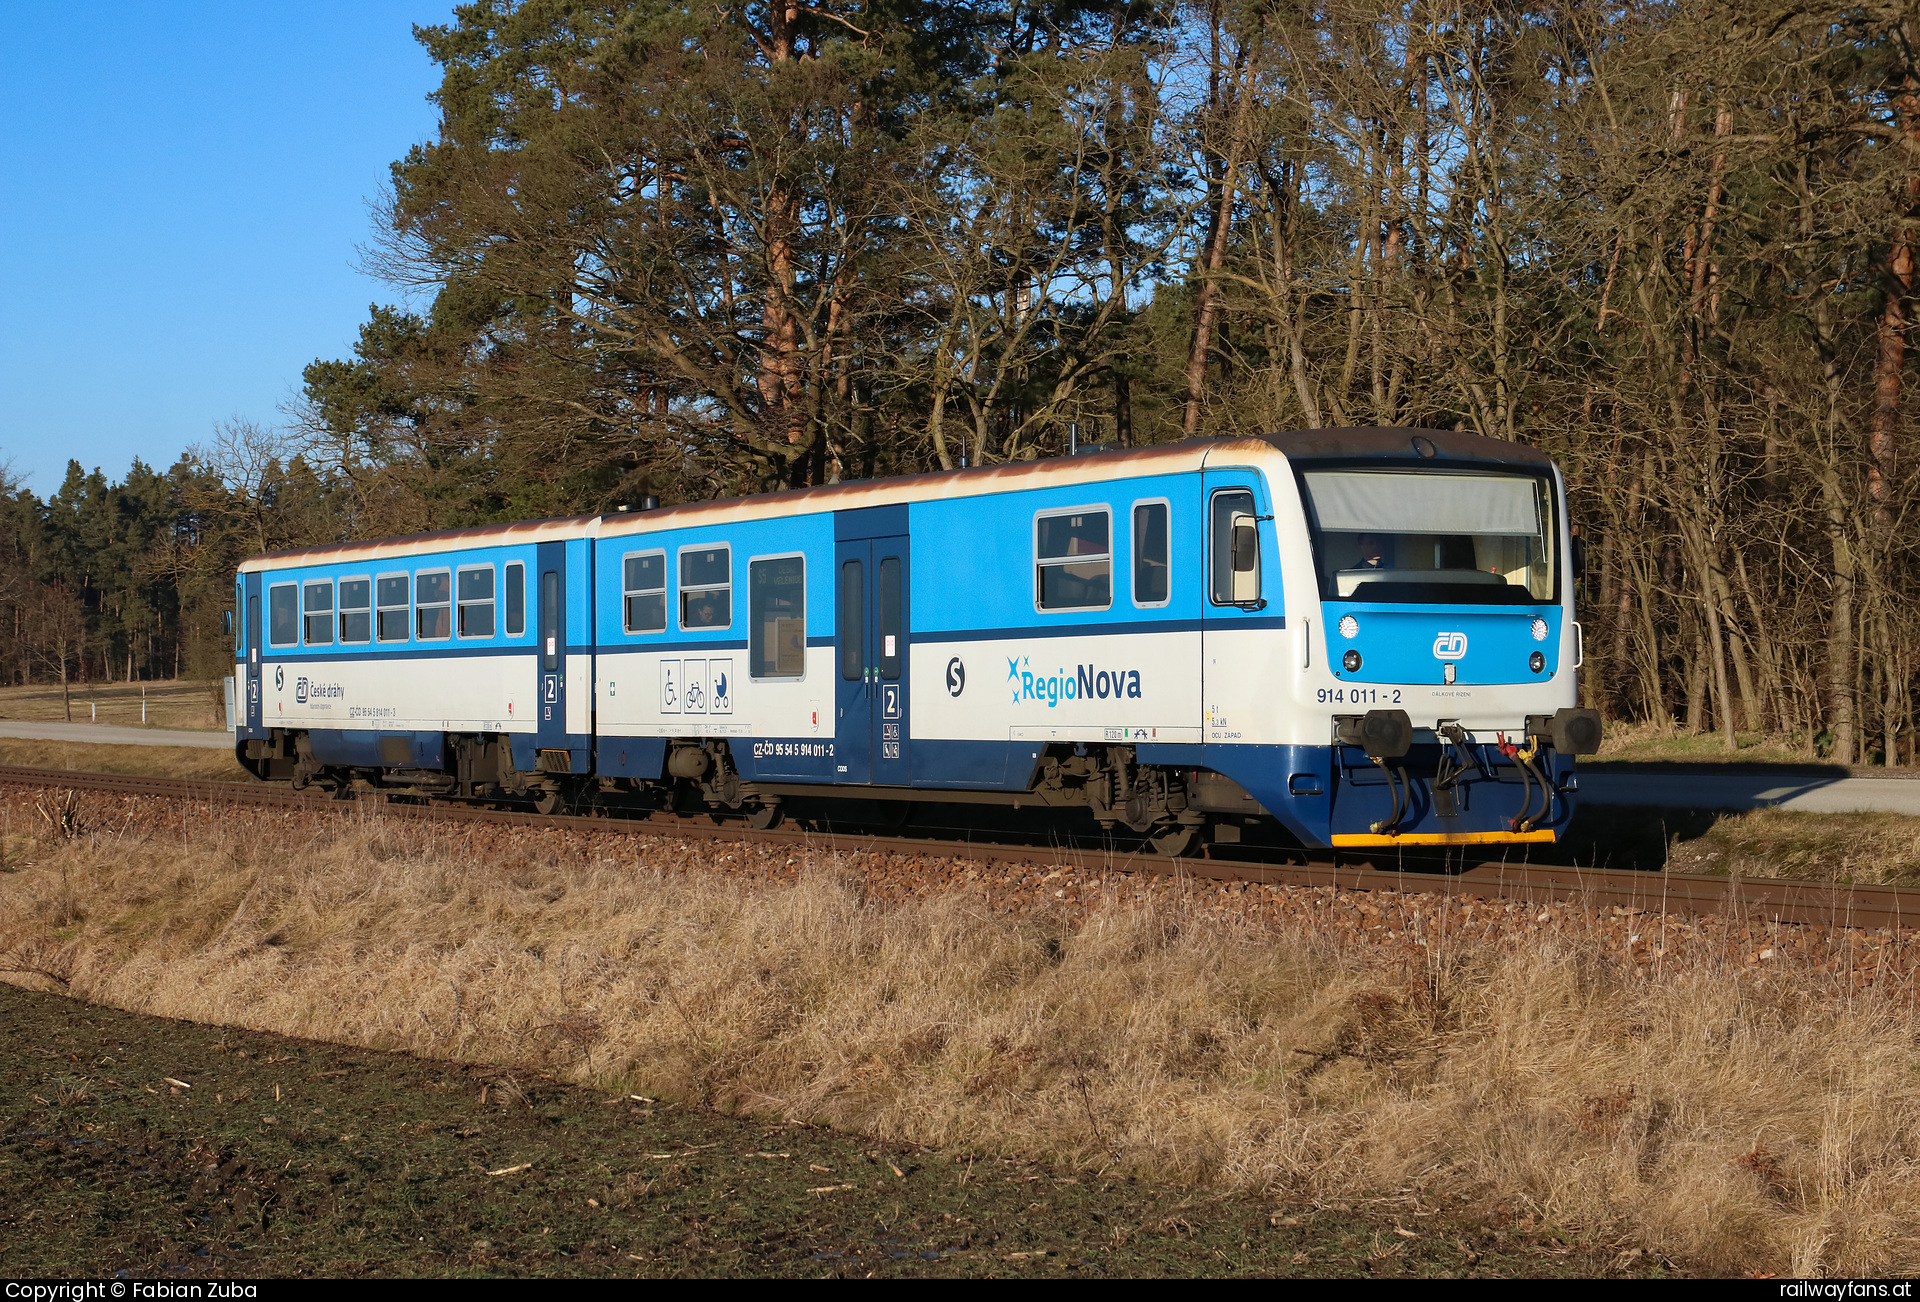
xmin=238 ymin=717 xmax=1591 ymax=860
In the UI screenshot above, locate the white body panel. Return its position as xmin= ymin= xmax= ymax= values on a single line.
xmin=256 ymin=654 xmax=534 ymax=734
xmin=913 ymin=631 xmax=1203 ymax=745
xmin=596 ymin=647 xmax=833 ymax=739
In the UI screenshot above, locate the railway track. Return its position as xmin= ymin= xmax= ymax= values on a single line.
xmin=2 ymin=764 xmax=1914 ymax=932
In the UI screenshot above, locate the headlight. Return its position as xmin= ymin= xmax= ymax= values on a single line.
xmin=1342 ymin=650 xmax=1362 ymax=672
xmin=1529 ymin=651 xmax=1546 ymax=673
xmin=1531 ymin=618 xmax=1549 ymax=642
xmin=1338 ymin=615 xmax=1358 ymax=639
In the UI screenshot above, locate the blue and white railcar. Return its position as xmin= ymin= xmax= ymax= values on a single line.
xmin=232 ymin=518 xmax=599 ymax=807
xmin=234 ymin=427 xmax=1599 ymax=852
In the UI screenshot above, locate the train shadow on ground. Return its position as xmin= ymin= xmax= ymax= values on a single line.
xmin=1516 ymin=804 xmax=1722 ymax=874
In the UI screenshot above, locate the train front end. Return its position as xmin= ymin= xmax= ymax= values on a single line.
xmin=1261 ymin=429 xmax=1599 ymax=851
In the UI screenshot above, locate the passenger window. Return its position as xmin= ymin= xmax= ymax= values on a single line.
xmin=1209 ymin=489 xmax=1261 ymax=606
xmin=504 ymin=562 xmax=525 ymax=636
xmin=879 ymin=556 xmax=902 ymax=681
xmin=541 ymin=570 xmax=560 ymax=670
xmin=680 ymin=546 xmax=731 ymax=629
xmin=458 ymin=566 xmax=495 ymax=638
xmin=623 ymin=552 xmax=666 ymax=633
xmin=376 ymin=574 xmax=410 ymax=642
xmin=303 ymin=580 xmax=334 ymax=645
xmin=416 ymin=571 xmax=452 ymax=640
xmin=749 ymin=556 xmax=806 ymax=678
xmin=268 ymin=583 xmax=298 ymax=646
xmin=1132 ymin=502 xmax=1170 ymax=606
xmin=839 ymin=560 xmax=863 ymax=681
xmin=339 ymin=578 xmax=371 ymax=644
xmin=1035 ymin=510 xmax=1111 ymax=610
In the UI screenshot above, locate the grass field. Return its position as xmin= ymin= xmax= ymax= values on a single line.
xmin=1659 ymin=808 xmax=1920 ymax=885
xmin=2 ymin=793 xmax=1915 ymax=1276
xmin=0 ymin=680 xmax=225 ymax=732
xmin=1593 ymin=719 xmax=1911 ymax=769
xmin=0 ymin=737 xmax=243 ymax=781
xmin=0 ymin=984 xmax=1604 ymax=1278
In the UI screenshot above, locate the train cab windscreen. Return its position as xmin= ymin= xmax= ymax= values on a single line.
xmin=1301 ymin=469 xmax=1555 ymax=605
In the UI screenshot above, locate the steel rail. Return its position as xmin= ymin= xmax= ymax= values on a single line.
xmin=1 ymin=765 xmax=1912 ymax=932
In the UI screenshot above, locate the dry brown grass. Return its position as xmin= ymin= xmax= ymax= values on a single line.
xmin=1666 ymin=808 xmax=1920 ymax=885
xmin=0 ymin=679 xmax=225 ymax=731
xmin=2 ymin=801 xmax=1918 ymax=1276
xmin=1596 ymin=718 xmax=1822 ymax=766
xmin=0 ymin=737 xmax=243 ymax=781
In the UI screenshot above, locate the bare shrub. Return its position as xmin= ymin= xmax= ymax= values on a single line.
xmin=33 ymin=790 xmax=84 ymax=841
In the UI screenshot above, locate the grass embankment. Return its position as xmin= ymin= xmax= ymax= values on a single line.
xmin=1660 ymin=809 xmax=1920 ymax=885
xmin=1594 ymin=717 xmax=1920 ymax=770
xmin=0 ymin=680 xmax=225 ymax=732
xmin=1595 ymin=721 xmax=1820 ymax=765
xmin=0 ymin=737 xmax=241 ymax=781
xmin=3 ymin=796 xmax=1915 ymax=1276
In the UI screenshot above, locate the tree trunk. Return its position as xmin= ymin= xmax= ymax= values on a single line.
xmin=1182 ymin=50 xmax=1252 ymax=437
xmin=1871 ymin=24 xmax=1918 ymax=513
xmin=1822 ymin=468 xmax=1858 ymax=765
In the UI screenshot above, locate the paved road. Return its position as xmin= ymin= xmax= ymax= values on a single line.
xmin=0 ymin=721 xmax=232 ymax=751
xmin=1579 ymin=771 xmax=1920 ymax=815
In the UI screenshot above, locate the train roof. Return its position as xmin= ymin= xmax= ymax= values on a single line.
xmin=238 ymin=427 xmax=1549 ymax=571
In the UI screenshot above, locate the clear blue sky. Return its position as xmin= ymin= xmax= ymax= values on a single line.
xmin=0 ymin=2 xmax=451 ymax=496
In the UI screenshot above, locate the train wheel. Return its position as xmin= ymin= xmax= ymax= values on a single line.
xmin=533 ymin=787 xmax=571 ymax=816
xmin=746 ymin=802 xmax=783 ymax=830
xmin=1148 ymin=823 xmax=1196 ymax=858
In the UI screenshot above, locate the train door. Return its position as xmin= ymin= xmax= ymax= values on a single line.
xmin=1199 ymin=469 xmax=1270 ymax=742
xmin=873 ymin=538 xmax=910 ymax=785
xmin=536 ymin=540 xmax=567 ymax=751
xmin=833 ymin=524 xmax=911 ymax=785
xmin=243 ymin=571 xmax=263 ymax=731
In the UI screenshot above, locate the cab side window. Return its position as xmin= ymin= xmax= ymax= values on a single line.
xmin=1209 ymin=489 xmax=1261 ymax=606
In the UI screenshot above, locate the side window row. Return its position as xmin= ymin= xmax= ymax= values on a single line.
xmin=622 ymin=545 xmax=806 ymax=682
xmin=621 ymin=546 xmax=733 ymax=634
xmin=1033 ymin=495 xmax=1258 ymax=612
xmin=268 ymin=562 xmax=527 ymax=647
xmin=1035 ymin=501 xmax=1171 ymax=612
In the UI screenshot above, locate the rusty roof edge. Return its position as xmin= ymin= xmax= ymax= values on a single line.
xmin=236 ymin=429 xmax=1547 ymax=571
xmin=238 ymin=514 xmax=602 ymax=572
xmin=593 ymin=438 xmax=1229 ymax=539
xmin=1260 ymin=425 xmax=1554 ymax=466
